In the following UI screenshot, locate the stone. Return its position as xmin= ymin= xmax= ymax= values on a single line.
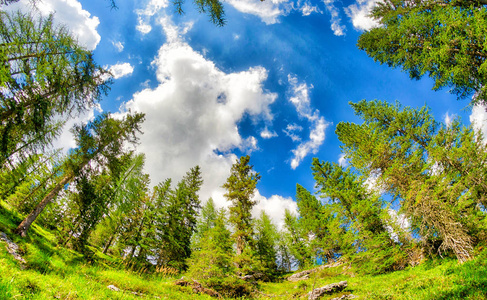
xmin=308 ymin=281 xmax=348 ymax=300
xmin=107 ymin=285 xmax=120 ymax=292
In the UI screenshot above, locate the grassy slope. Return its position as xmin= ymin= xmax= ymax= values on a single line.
xmin=1 ymin=201 xmax=487 ymax=299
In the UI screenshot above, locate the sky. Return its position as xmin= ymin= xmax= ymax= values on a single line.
xmin=6 ymin=0 xmax=487 ymax=227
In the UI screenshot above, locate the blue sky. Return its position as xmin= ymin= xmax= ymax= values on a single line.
xmin=7 ymin=0 xmax=486 ymax=226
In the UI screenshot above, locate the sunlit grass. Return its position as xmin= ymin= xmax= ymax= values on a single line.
xmin=2 ymin=200 xmax=487 ymax=300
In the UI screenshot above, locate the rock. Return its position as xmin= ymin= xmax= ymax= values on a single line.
xmin=174 ymin=279 xmax=191 ymax=286
xmin=308 ymin=281 xmax=348 ymax=300
xmin=288 ymin=260 xmax=345 ymax=282
xmin=107 ymin=285 xmax=120 ymax=292
xmin=330 ymin=294 xmax=356 ymax=300
xmin=0 ymin=231 xmax=27 ymax=266
xmin=288 ymin=269 xmax=314 ymax=282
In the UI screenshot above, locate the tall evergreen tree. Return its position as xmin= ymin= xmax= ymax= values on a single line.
xmin=222 ymin=155 xmax=261 ymax=257
xmin=336 ymin=100 xmax=487 ymax=262
xmin=0 ymin=11 xmax=110 ymax=167
xmin=357 ymin=0 xmax=487 ymax=104
xmin=15 ymin=112 xmax=144 ymax=237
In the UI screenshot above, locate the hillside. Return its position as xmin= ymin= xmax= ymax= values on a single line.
xmin=2 ymin=201 xmax=487 ymax=300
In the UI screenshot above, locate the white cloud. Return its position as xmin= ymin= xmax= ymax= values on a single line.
xmin=112 ymin=41 xmax=124 ymax=52
xmin=283 ymin=123 xmax=303 ymax=142
xmin=5 ymin=0 xmax=101 ymax=50
xmin=287 ymin=75 xmax=329 ymax=169
xmin=227 ymin=0 xmax=292 ymax=25
xmin=300 ymin=2 xmax=321 ymax=16
xmin=135 ymin=0 xmax=169 ymax=34
xmin=51 ymin=104 xmax=103 ymax=152
xmin=323 ymin=0 xmax=346 ymax=36
xmin=260 ymin=127 xmax=278 ymax=139
xmin=444 ymin=112 xmax=456 ymax=127
xmin=119 ymin=16 xmax=277 ymax=210
xmin=252 ymin=190 xmax=298 ymax=229
xmin=109 ymin=62 xmax=134 ymax=79
xmin=338 ymin=153 xmax=348 ymax=167
xmin=227 ymin=0 xmax=320 ymax=25
xmin=470 ymin=104 xmax=487 ymax=141
xmin=345 ymin=0 xmax=381 ymax=31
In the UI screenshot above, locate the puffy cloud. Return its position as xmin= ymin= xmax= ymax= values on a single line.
xmin=119 ymin=17 xmax=277 ymax=210
xmin=345 ymin=0 xmax=381 ymax=31
xmin=5 ymin=0 xmax=100 ymax=50
xmin=470 ymin=105 xmax=487 ymax=141
xmin=252 ymin=190 xmax=298 ymax=229
xmin=108 ymin=62 xmax=134 ymax=79
xmin=287 ymin=75 xmax=329 ymax=169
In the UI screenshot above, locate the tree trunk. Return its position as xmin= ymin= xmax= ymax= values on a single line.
xmin=103 ymin=231 xmax=118 ymax=254
xmin=15 ymin=173 xmax=74 ymax=237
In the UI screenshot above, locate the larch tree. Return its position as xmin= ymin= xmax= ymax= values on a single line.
xmin=358 ymin=0 xmax=487 ymax=104
xmin=222 ymin=155 xmax=261 ymax=257
xmin=0 ymin=11 xmax=110 ymax=168
xmin=15 ymin=112 xmax=145 ymax=237
xmin=336 ymin=100 xmax=487 ymax=262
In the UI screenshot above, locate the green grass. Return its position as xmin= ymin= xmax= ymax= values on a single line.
xmin=1 ymin=200 xmax=487 ymax=299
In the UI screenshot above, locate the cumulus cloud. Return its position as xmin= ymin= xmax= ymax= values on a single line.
xmin=108 ymin=62 xmax=134 ymax=79
xmin=5 ymin=0 xmax=100 ymax=50
xmin=345 ymin=0 xmax=381 ymax=31
xmin=287 ymin=75 xmax=329 ymax=169
xmin=119 ymin=16 xmax=277 ymax=211
xmin=252 ymin=190 xmax=298 ymax=229
xmin=470 ymin=105 xmax=487 ymax=141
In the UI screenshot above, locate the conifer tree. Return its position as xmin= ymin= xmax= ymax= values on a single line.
xmin=254 ymin=211 xmax=278 ymax=278
xmin=358 ymin=0 xmax=487 ymax=104
xmin=0 ymin=11 xmax=110 ymax=167
xmin=222 ymin=155 xmax=261 ymax=257
xmin=15 ymin=112 xmax=144 ymax=237
xmin=336 ymin=100 xmax=487 ymax=262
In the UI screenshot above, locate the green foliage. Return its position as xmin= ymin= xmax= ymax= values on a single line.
xmin=358 ymin=0 xmax=487 ymax=104
xmin=223 ymin=155 xmax=261 ymax=258
xmin=253 ymin=211 xmax=279 ymax=279
xmin=187 ymin=207 xmax=235 ymax=286
xmin=0 ymin=10 xmax=111 ymax=168
xmin=336 ymin=99 xmax=487 ymax=262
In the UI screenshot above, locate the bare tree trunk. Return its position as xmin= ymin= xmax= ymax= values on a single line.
xmin=15 ymin=173 xmax=74 ymax=237
xmin=103 ymin=230 xmax=118 ymax=254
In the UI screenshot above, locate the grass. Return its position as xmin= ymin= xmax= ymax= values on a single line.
xmin=1 ymin=200 xmax=487 ymax=299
